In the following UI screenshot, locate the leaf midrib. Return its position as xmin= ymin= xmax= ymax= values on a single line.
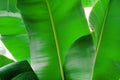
xmin=45 ymin=0 xmax=64 ymax=80
xmin=96 ymin=0 xmax=110 ymax=52
xmin=92 ymin=0 xmax=111 ymax=79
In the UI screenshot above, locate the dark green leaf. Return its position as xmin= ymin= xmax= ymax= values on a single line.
xmin=0 ymin=60 xmax=38 ymax=80
xmin=64 ymin=35 xmax=95 ymax=80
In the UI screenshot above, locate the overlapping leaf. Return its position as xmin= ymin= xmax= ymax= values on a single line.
xmin=0 ymin=54 xmax=14 ymax=67
xmin=82 ymin=0 xmax=97 ymax=7
xmin=89 ymin=0 xmax=120 ymax=79
xmin=0 ymin=0 xmax=30 ymax=61
xmin=0 ymin=60 xmax=38 ymax=80
xmin=17 ymin=0 xmax=95 ymax=80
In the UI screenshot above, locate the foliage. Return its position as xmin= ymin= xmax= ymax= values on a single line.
xmin=89 ymin=0 xmax=120 ymax=79
xmin=0 ymin=0 xmax=120 ymax=80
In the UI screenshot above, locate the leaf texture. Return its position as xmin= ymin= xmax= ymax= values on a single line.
xmin=0 ymin=0 xmax=30 ymax=61
xmin=17 ymin=0 xmax=95 ymax=80
xmin=0 ymin=60 xmax=38 ymax=80
xmin=89 ymin=0 xmax=120 ymax=79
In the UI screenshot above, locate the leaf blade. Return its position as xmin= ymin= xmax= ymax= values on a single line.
xmin=17 ymin=0 xmax=94 ymax=79
xmin=0 ymin=54 xmax=14 ymax=67
xmin=0 ymin=14 xmax=30 ymax=61
xmin=89 ymin=0 xmax=120 ymax=79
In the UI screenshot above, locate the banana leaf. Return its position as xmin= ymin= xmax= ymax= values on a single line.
xmin=0 ymin=15 xmax=30 ymax=62
xmin=82 ymin=0 xmax=97 ymax=7
xmin=17 ymin=0 xmax=95 ymax=80
xmin=0 ymin=0 xmax=30 ymax=61
xmin=0 ymin=0 xmax=18 ymax=12
xmin=0 ymin=60 xmax=38 ymax=80
xmin=64 ymin=35 xmax=95 ymax=80
xmin=89 ymin=0 xmax=120 ymax=79
xmin=0 ymin=54 xmax=14 ymax=67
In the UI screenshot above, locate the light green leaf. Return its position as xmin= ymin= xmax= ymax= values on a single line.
xmin=82 ymin=0 xmax=97 ymax=7
xmin=0 ymin=15 xmax=30 ymax=62
xmin=17 ymin=0 xmax=95 ymax=80
xmin=0 ymin=54 xmax=14 ymax=67
xmin=89 ymin=0 xmax=120 ymax=79
xmin=0 ymin=0 xmax=30 ymax=62
xmin=89 ymin=0 xmax=109 ymax=45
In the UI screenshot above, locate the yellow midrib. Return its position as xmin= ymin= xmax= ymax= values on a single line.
xmin=45 ymin=0 xmax=64 ymax=80
xmin=91 ymin=0 xmax=110 ymax=79
xmin=96 ymin=1 xmax=110 ymax=54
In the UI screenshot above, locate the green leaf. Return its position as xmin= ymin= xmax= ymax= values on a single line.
xmin=0 ymin=60 xmax=38 ymax=80
xmin=0 ymin=0 xmax=30 ymax=62
xmin=0 ymin=54 xmax=14 ymax=67
xmin=89 ymin=0 xmax=109 ymax=46
xmin=0 ymin=0 xmax=18 ymax=12
xmin=0 ymin=15 xmax=30 ymax=62
xmin=89 ymin=0 xmax=120 ymax=79
xmin=12 ymin=71 xmax=38 ymax=80
xmin=82 ymin=0 xmax=97 ymax=7
xmin=17 ymin=0 xmax=95 ymax=80
xmin=64 ymin=35 xmax=95 ymax=80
